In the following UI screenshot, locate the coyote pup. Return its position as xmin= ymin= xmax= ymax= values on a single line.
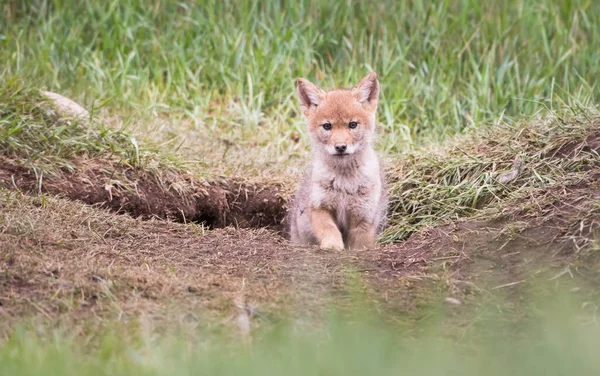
xmin=288 ymin=72 xmax=387 ymax=251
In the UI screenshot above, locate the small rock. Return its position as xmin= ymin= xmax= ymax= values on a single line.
xmin=41 ymin=91 xmax=89 ymax=120
xmin=496 ymin=155 xmax=523 ymax=184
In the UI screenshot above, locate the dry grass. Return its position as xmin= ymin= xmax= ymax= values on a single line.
xmin=0 ymin=189 xmax=433 ymax=334
xmin=0 ymin=82 xmax=290 ymax=229
xmin=382 ymin=108 xmax=600 ymax=241
xmin=4 ymin=80 xmax=599 ymax=247
xmin=1 ymin=79 xmax=600 ymax=339
xmin=2 ymin=166 xmax=599 ymax=336
xmin=2 ymin=2 xmax=600 ymax=372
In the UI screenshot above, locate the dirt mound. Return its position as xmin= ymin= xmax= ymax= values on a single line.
xmin=0 ymin=191 xmax=424 ymax=325
xmin=385 ymin=177 xmax=600 ymax=303
xmin=2 ymin=173 xmax=598 ymax=329
xmin=1 ymin=90 xmax=599 ymax=328
xmin=0 ymin=157 xmax=288 ymax=232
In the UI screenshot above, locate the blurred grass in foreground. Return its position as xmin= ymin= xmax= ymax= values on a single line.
xmin=1 ymin=288 xmax=599 ymax=376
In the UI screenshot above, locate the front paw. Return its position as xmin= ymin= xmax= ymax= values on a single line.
xmin=319 ymin=237 xmax=344 ymax=251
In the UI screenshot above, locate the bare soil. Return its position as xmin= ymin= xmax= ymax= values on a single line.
xmin=0 ymin=191 xmax=427 ymax=327
xmin=2 ymin=177 xmax=599 ymax=334
xmin=1 ymin=149 xmax=599 ymax=334
xmin=0 ymin=157 xmax=288 ymax=231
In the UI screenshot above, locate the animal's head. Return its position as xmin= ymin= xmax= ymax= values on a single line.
xmin=296 ymin=72 xmax=380 ymax=157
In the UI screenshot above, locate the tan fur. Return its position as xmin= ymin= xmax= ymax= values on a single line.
xmin=288 ymin=72 xmax=387 ymax=251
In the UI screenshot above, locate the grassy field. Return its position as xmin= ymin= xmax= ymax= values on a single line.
xmin=2 ymin=0 xmax=599 ymax=167
xmin=1 ymin=0 xmax=600 ymax=374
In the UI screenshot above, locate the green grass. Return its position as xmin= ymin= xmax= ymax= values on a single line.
xmin=2 ymin=293 xmax=600 ymax=376
xmin=0 ymin=78 xmax=142 ymax=171
xmin=2 ymin=0 xmax=600 ymax=239
xmin=0 ymin=78 xmax=198 ymax=180
xmin=1 ymin=0 xmax=599 ymax=156
xmin=2 ymin=2 xmax=600 ymax=372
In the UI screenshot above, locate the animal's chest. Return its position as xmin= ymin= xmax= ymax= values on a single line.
xmin=325 ymin=174 xmax=371 ymax=197
xmin=312 ymin=173 xmax=379 ymax=225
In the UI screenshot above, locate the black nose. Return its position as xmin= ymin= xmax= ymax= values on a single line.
xmin=335 ymin=144 xmax=347 ymax=153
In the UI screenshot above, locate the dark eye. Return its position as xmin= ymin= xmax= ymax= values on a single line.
xmin=323 ymin=123 xmax=332 ymax=131
xmin=349 ymin=121 xmax=358 ymax=129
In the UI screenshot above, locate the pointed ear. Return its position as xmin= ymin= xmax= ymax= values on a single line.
xmin=296 ymin=78 xmax=325 ymax=116
xmin=351 ymin=72 xmax=379 ymax=107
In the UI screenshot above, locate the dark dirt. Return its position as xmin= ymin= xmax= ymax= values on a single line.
xmin=1 ymin=137 xmax=600 ymax=331
xmin=546 ymin=129 xmax=600 ymax=159
xmin=2 ymin=175 xmax=599 ymax=330
xmin=0 ymin=156 xmax=288 ymax=232
xmin=0 ymin=187 xmax=436 ymax=326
